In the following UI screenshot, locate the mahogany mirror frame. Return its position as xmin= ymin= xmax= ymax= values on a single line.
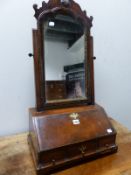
xmin=32 ymin=0 xmax=95 ymax=111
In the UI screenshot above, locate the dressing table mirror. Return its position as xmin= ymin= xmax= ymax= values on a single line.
xmin=44 ymin=15 xmax=86 ymax=103
xmin=28 ymin=0 xmax=118 ymax=175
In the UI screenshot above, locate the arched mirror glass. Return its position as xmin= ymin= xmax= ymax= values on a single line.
xmin=43 ymin=14 xmax=87 ymax=103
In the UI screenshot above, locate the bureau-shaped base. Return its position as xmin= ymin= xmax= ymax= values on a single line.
xmin=28 ymin=105 xmax=118 ymax=175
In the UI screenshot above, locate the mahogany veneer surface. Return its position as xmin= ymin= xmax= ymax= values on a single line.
xmin=0 ymin=119 xmax=131 ymax=175
xmin=28 ymin=105 xmax=117 ymax=175
xmin=31 ymin=105 xmax=115 ymax=151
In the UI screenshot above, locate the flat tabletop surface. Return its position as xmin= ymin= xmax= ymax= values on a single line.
xmin=0 ymin=119 xmax=131 ymax=175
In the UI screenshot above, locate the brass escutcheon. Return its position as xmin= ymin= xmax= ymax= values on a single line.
xmin=69 ymin=113 xmax=79 ymax=120
xmin=79 ymin=145 xmax=87 ymax=155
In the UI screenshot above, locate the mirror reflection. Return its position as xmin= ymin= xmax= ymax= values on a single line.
xmin=44 ymin=14 xmax=86 ymax=102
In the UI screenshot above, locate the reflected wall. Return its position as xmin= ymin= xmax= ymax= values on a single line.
xmin=43 ymin=14 xmax=86 ymax=102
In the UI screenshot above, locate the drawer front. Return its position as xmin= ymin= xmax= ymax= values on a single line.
xmin=99 ymin=135 xmax=116 ymax=148
xmin=46 ymin=92 xmax=65 ymax=100
xmin=65 ymin=141 xmax=97 ymax=159
xmin=45 ymin=83 xmax=66 ymax=100
xmin=40 ymin=140 xmax=97 ymax=165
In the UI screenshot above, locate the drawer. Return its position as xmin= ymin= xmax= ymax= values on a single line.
xmin=55 ymin=84 xmax=65 ymax=89
xmin=40 ymin=140 xmax=97 ymax=165
xmin=46 ymin=93 xmax=65 ymax=100
xmin=40 ymin=149 xmax=67 ymax=165
xmin=99 ymin=136 xmax=115 ymax=148
xmin=46 ymin=89 xmax=66 ymax=100
xmin=66 ymin=140 xmax=97 ymax=158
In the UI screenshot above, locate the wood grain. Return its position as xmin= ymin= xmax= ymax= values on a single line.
xmin=0 ymin=119 xmax=131 ymax=175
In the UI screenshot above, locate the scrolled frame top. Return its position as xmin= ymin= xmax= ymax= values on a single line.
xmin=33 ymin=0 xmax=93 ymax=28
